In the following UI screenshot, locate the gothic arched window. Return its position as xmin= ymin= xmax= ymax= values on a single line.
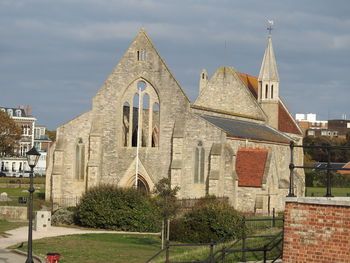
xmin=271 ymin=85 xmax=274 ymax=99
xmin=75 ymin=138 xmax=85 ymax=180
xmin=265 ymin=84 xmax=268 ymax=99
xmin=194 ymin=141 xmax=205 ymax=183
xmin=122 ymin=79 xmax=160 ymax=148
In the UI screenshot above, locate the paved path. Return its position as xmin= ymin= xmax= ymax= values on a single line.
xmin=0 ymin=226 xmax=159 ymax=262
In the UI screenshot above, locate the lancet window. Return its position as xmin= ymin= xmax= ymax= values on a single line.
xmin=194 ymin=141 xmax=205 ymax=183
xmin=75 ymin=138 xmax=85 ymax=180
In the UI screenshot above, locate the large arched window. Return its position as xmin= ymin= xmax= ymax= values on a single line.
xmin=122 ymin=79 xmax=160 ymax=148
xmin=75 ymin=138 xmax=85 ymax=180
xmin=194 ymin=141 xmax=205 ymax=183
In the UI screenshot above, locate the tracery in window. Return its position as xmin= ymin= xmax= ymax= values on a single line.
xmin=123 ymin=102 xmax=130 ymax=147
xmin=122 ymin=80 xmax=160 ymax=148
xmin=152 ymin=103 xmax=160 ymax=147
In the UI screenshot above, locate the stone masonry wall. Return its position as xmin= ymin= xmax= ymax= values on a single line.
xmin=283 ymin=197 xmax=350 ymax=263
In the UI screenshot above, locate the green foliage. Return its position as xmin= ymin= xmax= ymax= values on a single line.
xmin=303 ymin=136 xmax=350 ymax=163
xmin=74 ymin=185 xmax=161 ymax=232
xmin=153 ymin=177 xmax=180 ymax=219
xmin=0 ymin=110 xmax=22 ymax=156
xmin=170 ymin=198 xmax=243 ymax=243
xmin=306 ymin=170 xmax=350 ymax=187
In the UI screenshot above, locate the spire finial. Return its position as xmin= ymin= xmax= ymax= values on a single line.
xmin=267 ymin=20 xmax=274 ymax=35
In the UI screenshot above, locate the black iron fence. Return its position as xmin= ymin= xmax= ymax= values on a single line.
xmin=145 ymin=214 xmax=283 ymax=263
xmin=176 ymin=197 xmax=228 ymax=211
xmin=288 ymin=141 xmax=350 ymax=197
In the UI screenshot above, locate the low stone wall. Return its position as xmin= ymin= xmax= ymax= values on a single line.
xmin=283 ymin=197 xmax=350 ymax=263
xmin=0 ymin=206 xmax=27 ymax=220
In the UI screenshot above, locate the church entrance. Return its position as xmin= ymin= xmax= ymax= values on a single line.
xmin=136 ymin=175 xmax=150 ymax=194
xmin=127 ymin=174 xmax=150 ymax=194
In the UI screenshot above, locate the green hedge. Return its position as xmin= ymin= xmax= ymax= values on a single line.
xmin=170 ymin=198 xmax=243 ymax=243
xmin=74 ymin=185 xmax=161 ymax=232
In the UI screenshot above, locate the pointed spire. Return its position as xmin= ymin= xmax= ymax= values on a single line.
xmin=258 ymin=35 xmax=279 ymax=82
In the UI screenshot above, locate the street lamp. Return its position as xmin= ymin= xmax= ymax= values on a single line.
xmin=25 ymin=146 xmax=40 ymax=263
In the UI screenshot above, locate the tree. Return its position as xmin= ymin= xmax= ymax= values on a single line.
xmin=153 ymin=177 xmax=180 ymax=248
xmin=0 ymin=110 xmax=22 ymax=156
xmin=46 ymin=130 xmax=56 ymax=142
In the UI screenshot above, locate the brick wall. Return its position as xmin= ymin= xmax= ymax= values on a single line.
xmin=283 ymin=197 xmax=350 ymax=263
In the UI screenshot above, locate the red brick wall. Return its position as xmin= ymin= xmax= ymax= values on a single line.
xmin=283 ymin=201 xmax=350 ymax=263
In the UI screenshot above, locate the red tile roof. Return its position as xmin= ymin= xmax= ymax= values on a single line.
xmin=236 ymin=147 xmax=269 ymax=187
xmin=238 ymin=72 xmax=302 ymax=135
xmin=278 ymin=102 xmax=302 ymax=135
xmin=238 ymin=72 xmax=258 ymax=98
xmin=338 ymin=162 xmax=350 ymax=175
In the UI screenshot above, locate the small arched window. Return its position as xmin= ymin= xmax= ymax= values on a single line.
xmin=265 ymin=84 xmax=268 ymax=99
xmin=16 ymin=110 xmax=21 ymax=117
xmin=137 ymin=50 xmax=147 ymax=61
xmin=271 ymin=85 xmax=274 ymax=99
xmin=194 ymin=141 xmax=205 ymax=183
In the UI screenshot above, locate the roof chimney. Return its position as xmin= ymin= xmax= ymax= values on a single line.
xmin=26 ymin=105 xmax=31 ymax=116
xmin=19 ymin=105 xmax=24 ymax=109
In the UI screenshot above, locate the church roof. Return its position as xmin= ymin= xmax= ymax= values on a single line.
xmin=199 ymin=115 xmax=291 ymax=144
xmin=236 ymin=147 xmax=269 ymax=187
xmin=258 ymin=36 xmax=279 ymax=82
xmin=238 ymin=72 xmax=302 ymax=135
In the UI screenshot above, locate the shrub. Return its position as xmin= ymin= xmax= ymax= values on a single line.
xmin=170 ymin=198 xmax=243 ymax=243
xmin=52 ymin=207 xmax=75 ymax=225
xmin=74 ymin=185 xmax=161 ymax=232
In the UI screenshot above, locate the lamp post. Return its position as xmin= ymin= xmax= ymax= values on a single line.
xmin=25 ymin=147 xmax=40 ymax=263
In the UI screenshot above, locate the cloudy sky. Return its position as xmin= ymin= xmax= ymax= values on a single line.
xmin=1 ymin=0 xmax=349 ymax=130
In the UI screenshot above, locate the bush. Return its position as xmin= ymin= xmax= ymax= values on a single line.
xmin=170 ymin=198 xmax=243 ymax=243
xmin=74 ymin=185 xmax=161 ymax=232
xmin=52 ymin=207 xmax=75 ymax=225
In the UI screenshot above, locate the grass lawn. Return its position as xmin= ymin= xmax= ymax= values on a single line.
xmin=10 ymin=220 xmax=283 ymax=263
xmin=0 ymin=176 xmax=50 ymax=210
xmin=0 ymin=177 xmax=46 ymax=184
xmin=11 ymin=233 xmax=187 ymax=263
xmin=0 ymin=219 xmax=27 ymax=237
xmin=306 ymin=187 xmax=350 ymax=197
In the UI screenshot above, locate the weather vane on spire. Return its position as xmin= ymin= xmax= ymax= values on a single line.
xmin=267 ymin=20 xmax=274 ymax=35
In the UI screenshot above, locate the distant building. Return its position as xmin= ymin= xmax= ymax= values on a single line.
xmin=295 ymin=113 xmax=350 ymax=138
xmin=34 ymin=125 xmax=52 ymax=176
xmin=0 ymin=106 xmax=51 ymax=177
xmin=328 ymin=119 xmax=350 ymax=138
xmin=295 ymin=113 xmax=328 ymax=137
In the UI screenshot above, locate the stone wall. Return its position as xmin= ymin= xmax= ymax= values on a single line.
xmin=283 ymin=197 xmax=350 ymax=263
xmin=0 ymin=206 xmax=27 ymax=220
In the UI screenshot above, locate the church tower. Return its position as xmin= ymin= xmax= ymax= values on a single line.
xmin=258 ymin=30 xmax=279 ymax=129
xmin=199 ymin=69 xmax=208 ymax=94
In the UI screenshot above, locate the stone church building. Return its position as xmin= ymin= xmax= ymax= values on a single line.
xmin=46 ymin=29 xmax=304 ymax=214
